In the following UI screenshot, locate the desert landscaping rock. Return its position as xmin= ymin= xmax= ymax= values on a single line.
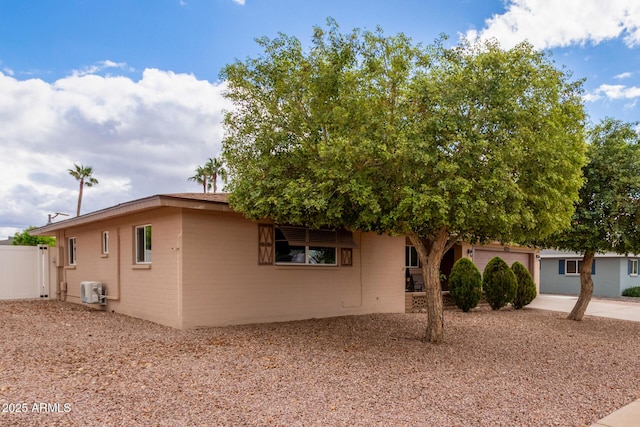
xmin=1 ymin=300 xmax=639 ymax=426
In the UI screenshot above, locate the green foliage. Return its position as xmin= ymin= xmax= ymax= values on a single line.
xmin=511 ymin=261 xmax=537 ymax=309
xmin=190 ymin=156 xmax=229 ymax=194
xmin=547 ymin=118 xmax=640 ymax=254
xmin=221 ymin=20 xmax=586 ymax=240
xmin=622 ymin=286 xmax=640 ymax=297
xmin=482 ymin=257 xmax=517 ymax=310
xmin=448 ymin=258 xmax=482 ymax=312
xmin=12 ymin=226 xmax=56 ymax=247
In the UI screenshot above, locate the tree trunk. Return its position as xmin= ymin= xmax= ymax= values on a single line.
xmin=567 ymin=251 xmax=595 ymax=321
xmin=76 ymin=179 xmax=84 ymax=217
xmin=409 ymin=228 xmax=448 ymax=344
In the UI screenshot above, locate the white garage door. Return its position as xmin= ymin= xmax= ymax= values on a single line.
xmin=473 ymin=248 xmax=533 ymax=276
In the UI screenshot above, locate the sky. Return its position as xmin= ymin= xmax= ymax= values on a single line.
xmin=2 ymin=0 xmax=640 ymax=238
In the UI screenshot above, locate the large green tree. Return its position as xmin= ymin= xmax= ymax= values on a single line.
xmin=68 ymin=163 xmax=98 ymax=216
xmin=221 ymin=21 xmax=586 ymax=342
xmin=546 ymin=118 xmax=640 ymax=320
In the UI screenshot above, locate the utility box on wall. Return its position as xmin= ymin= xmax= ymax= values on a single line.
xmin=80 ymin=281 xmax=105 ymax=304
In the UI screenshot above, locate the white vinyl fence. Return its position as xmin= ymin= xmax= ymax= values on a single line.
xmin=0 ymin=245 xmax=50 ymax=299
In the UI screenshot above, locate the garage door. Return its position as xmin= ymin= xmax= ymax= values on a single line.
xmin=473 ymin=248 xmax=533 ymax=276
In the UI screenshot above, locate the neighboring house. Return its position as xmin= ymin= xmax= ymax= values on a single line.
xmin=31 ymin=193 xmax=540 ymax=328
xmin=0 ymin=237 xmax=13 ymax=245
xmin=540 ymin=250 xmax=640 ymax=297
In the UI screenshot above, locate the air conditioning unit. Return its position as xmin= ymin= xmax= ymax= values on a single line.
xmin=80 ymin=281 xmax=104 ymax=304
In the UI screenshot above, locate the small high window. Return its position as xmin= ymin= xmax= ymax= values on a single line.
xmin=135 ymin=225 xmax=152 ymax=264
xmin=68 ymin=237 xmax=77 ymax=265
xmin=102 ymin=231 xmax=109 ymax=255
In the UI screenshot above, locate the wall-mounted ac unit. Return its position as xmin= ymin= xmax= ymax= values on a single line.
xmin=80 ymin=281 xmax=104 ymax=304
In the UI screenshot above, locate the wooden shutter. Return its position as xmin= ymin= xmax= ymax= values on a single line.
xmin=341 ymin=248 xmax=353 ymax=266
xmin=258 ymin=224 xmax=274 ymax=265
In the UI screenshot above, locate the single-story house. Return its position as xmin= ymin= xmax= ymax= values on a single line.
xmin=32 ymin=193 xmax=539 ymax=328
xmin=540 ymin=250 xmax=640 ymax=297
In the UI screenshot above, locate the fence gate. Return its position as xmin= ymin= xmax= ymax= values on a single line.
xmin=0 ymin=245 xmax=50 ymax=300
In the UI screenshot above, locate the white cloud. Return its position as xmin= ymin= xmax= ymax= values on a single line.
xmin=464 ymin=0 xmax=640 ymax=49
xmin=232 ymin=0 xmax=245 ymax=5
xmin=615 ymin=72 xmax=632 ymax=79
xmin=585 ymin=83 xmax=640 ymax=102
xmin=72 ymin=60 xmax=134 ymax=77
xmin=0 ymin=69 xmax=231 ymax=236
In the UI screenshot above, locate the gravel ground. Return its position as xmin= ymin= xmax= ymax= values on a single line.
xmin=1 ymin=300 xmax=639 ymax=427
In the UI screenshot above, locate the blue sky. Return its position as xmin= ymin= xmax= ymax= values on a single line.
xmin=1 ymin=0 xmax=640 ymax=237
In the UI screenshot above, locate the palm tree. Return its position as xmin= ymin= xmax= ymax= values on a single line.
xmin=204 ymin=156 xmax=228 ymax=193
xmin=68 ymin=163 xmax=99 ymax=216
xmin=188 ymin=166 xmax=208 ymax=193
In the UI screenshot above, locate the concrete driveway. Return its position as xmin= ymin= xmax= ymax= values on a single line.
xmin=528 ymin=294 xmax=640 ymax=322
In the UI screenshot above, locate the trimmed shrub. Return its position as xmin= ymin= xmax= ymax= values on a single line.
xmin=511 ymin=261 xmax=537 ymax=309
xmin=448 ymin=258 xmax=482 ymax=312
xmin=622 ymin=286 xmax=640 ymax=297
xmin=482 ymin=257 xmax=517 ymax=310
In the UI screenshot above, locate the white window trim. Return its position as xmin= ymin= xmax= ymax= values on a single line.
xmin=565 ymin=259 xmax=582 ymax=276
xmin=102 ymin=231 xmax=109 ymax=255
xmin=631 ymin=259 xmax=638 ymax=276
xmin=135 ymin=225 xmax=152 ymax=264
xmin=68 ymin=237 xmax=77 ymax=266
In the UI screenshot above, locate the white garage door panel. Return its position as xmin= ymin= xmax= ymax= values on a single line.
xmin=473 ymin=249 xmax=532 ymax=276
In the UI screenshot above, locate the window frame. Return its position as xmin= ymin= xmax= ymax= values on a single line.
xmin=565 ymin=259 xmax=582 ymax=276
xmin=406 ymin=245 xmax=420 ymax=268
xmin=68 ymin=237 xmax=77 ymax=266
xmin=102 ymin=231 xmax=109 ymax=255
xmin=630 ymin=259 xmax=639 ymax=276
xmin=274 ymin=226 xmax=338 ymax=266
xmin=135 ymin=225 xmax=152 ymax=264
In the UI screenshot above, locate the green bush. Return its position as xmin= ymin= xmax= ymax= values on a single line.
xmin=482 ymin=257 xmax=517 ymax=310
xmin=449 ymin=258 xmax=482 ymax=312
xmin=622 ymin=286 xmax=640 ymax=297
xmin=511 ymin=261 xmax=537 ymax=309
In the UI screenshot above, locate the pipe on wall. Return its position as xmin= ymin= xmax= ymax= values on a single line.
xmin=106 ymin=227 xmax=121 ymax=301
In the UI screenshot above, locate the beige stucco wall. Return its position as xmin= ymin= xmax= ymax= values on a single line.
xmin=56 ymin=208 xmax=183 ymax=328
xmin=179 ymin=210 xmax=405 ymax=328
xmin=53 ymin=206 xmax=405 ymax=329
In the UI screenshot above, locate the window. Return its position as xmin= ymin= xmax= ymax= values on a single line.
xmin=274 ymin=226 xmax=337 ymax=265
xmin=565 ymin=259 xmax=582 ymax=275
xmin=68 ymin=237 xmax=76 ymax=266
xmin=102 ymin=231 xmax=109 ymax=255
xmin=559 ymin=259 xmax=595 ymax=275
xmin=135 ymin=225 xmax=152 ymax=264
xmin=630 ymin=259 xmax=638 ymax=276
xmin=406 ymin=245 xmax=420 ymax=268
